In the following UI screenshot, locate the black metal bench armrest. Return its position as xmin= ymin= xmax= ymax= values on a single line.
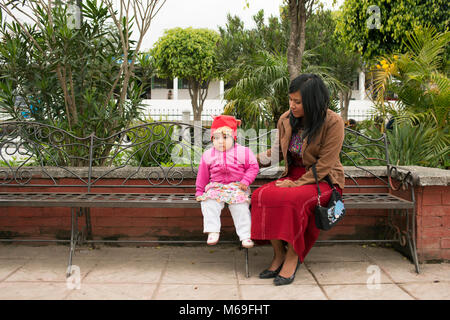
xmin=388 ymin=165 xmax=415 ymax=191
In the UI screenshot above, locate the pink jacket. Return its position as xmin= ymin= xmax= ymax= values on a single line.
xmin=195 ymin=143 xmax=259 ymax=197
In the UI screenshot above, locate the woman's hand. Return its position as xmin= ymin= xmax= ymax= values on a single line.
xmin=275 ymin=179 xmax=296 ymax=188
xmin=239 ymin=182 xmax=248 ymax=191
xmin=196 ymin=196 xmax=203 ymax=202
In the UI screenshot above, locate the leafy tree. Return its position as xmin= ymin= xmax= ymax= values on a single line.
xmin=336 ymin=0 xmax=449 ymax=62
xmin=216 ymin=10 xmax=289 ymax=83
xmin=305 ymin=9 xmax=361 ymax=121
xmin=285 ymin=0 xmax=317 ymax=80
xmin=370 ymin=26 xmax=449 ymax=167
xmin=219 ymin=6 xmax=358 ymax=125
xmin=216 ymin=14 xmax=251 ymax=83
xmin=239 ymin=1 xmax=346 ymax=80
xmin=151 ymin=27 xmax=220 ymax=121
xmin=223 ymin=50 xmax=290 ymax=130
xmin=371 ymin=27 xmax=449 ymax=127
xmin=223 ymin=50 xmax=343 ymax=129
xmin=304 ymin=9 xmax=337 ymax=67
xmin=0 ymin=0 xmax=165 ymax=165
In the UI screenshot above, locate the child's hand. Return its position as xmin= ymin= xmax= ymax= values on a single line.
xmin=196 ymin=196 xmax=203 ymax=202
xmin=239 ymin=183 xmax=248 ymax=191
xmin=275 ymin=179 xmax=296 ymax=188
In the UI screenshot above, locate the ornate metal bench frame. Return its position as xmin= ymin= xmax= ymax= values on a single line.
xmin=0 ymin=121 xmax=419 ymax=276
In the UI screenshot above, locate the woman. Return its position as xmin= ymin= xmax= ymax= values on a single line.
xmin=251 ymin=74 xmax=345 ymax=286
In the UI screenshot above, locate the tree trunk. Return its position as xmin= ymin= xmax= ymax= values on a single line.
xmin=188 ymin=79 xmax=210 ymax=122
xmin=287 ymin=0 xmax=308 ymax=81
xmin=188 ymin=80 xmax=200 ymax=122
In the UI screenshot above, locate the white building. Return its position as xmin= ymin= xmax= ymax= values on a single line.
xmin=143 ymin=71 xmax=377 ymax=123
xmin=141 ymin=77 xmax=225 ymax=123
xmin=347 ymin=70 xmax=377 ymax=121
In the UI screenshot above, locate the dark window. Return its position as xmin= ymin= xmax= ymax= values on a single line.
xmin=224 ymin=81 xmax=234 ymax=90
xmin=152 ymin=76 xmax=173 ymax=89
xmin=177 ymin=79 xmax=208 ymax=89
xmin=178 ymin=78 xmax=189 ymax=89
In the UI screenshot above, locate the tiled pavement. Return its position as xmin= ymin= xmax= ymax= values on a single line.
xmin=0 ymin=243 xmax=448 ymax=300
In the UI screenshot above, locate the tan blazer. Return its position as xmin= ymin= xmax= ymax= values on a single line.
xmin=258 ymin=109 xmax=345 ymax=190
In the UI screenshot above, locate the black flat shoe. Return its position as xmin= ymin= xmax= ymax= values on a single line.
xmin=273 ymin=260 xmax=300 ymax=286
xmin=259 ymin=263 xmax=284 ymax=279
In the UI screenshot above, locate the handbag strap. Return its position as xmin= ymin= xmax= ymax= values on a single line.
xmin=312 ymin=164 xmax=337 ymax=206
xmin=311 ymin=164 xmax=322 ymax=206
xmin=323 ymin=175 xmax=336 ymax=189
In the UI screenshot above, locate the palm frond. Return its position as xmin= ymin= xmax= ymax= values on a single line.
xmin=223 ymin=48 xmax=348 ymax=129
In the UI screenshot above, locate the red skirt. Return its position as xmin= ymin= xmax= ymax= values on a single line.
xmin=250 ymin=166 xmax=341 ymax=262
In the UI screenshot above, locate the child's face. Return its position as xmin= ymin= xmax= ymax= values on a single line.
xmin=212 ymin=133 xmax=234 ymax=151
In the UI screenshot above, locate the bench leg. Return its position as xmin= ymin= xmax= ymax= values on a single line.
xmin=387 ymin=208 xmax=420 ymax=274
xmin=73 ymin=208 xmax=93 ymax=247
xmin=67 ymin=207 xmax=77 ymax=278
xmin=245 ymin=248 xmax=250 ymax=278
xmin=406 ymin=208 xmax=420 ymax=274
xmin=83 ymin=208 xmax=94 ymax=247
xmin=406 ymin=232 xmax=420 ymax=274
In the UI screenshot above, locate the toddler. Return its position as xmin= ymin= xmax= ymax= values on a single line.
xmin=196 ymin=115 xmax=259 ymax=248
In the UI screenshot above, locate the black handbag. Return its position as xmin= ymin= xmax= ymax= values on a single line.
xmin=312 ymin=164 xmax=345 ymax=231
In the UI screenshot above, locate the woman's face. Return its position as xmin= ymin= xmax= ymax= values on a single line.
xmin=289 ymin=91 xmax=304 ymax=118
xmin=212 ymin=133 xmax=234 ymax=151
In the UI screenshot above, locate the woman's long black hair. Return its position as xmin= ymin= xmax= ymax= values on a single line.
xmin=288 ymin=74 xmax=330 ymax=144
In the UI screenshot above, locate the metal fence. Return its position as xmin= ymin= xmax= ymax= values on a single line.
xmin=1 ymin=105 xmax=374 ymax=124
xmin=141 ymin=105 xmax=224 ymax=125
xmin=142 ymin=112 xmax=216 ymax=123
xmin=144 ymin=111 xmax=374 ymax=124
xmin=346 ymin=109 xmax=374 ymax=122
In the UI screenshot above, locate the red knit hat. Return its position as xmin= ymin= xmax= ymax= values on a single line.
xmin=210 ymin=115 xmax=241 ymax=140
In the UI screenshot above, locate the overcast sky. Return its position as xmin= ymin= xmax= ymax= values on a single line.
xmin=3 ymin=0 xmax=344 ymax=51
xmin=140 ymin=0 xmax=344 ymax=51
